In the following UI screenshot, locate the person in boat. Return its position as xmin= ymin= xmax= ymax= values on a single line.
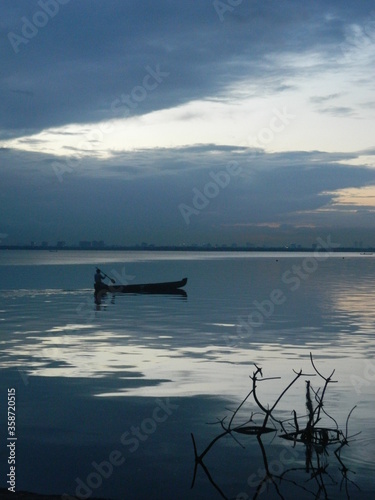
xmin=94 ymin=268 xmax=106 ymax=293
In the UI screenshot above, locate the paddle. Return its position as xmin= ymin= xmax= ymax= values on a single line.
xmin=97 ymin=267 xmax=116 ymax=284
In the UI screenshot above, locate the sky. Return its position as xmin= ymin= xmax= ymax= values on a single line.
xmin=1 ymin=0 xmax=375 ymax=247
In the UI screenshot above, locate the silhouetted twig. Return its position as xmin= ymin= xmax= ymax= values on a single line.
xmin=191 ymin=354 xmax=360 ymax=499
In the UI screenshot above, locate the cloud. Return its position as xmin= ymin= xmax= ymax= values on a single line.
xmin=1 ymin=144 xmax=374 ymax=245
xmin=317 ymin=106 xmax=355 ymax=116
xmin=1 ymin=0 xmax=372 ymax=139
xmin=310 ymin=93 xmax=342 ymax=104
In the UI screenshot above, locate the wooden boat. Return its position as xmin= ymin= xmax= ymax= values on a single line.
xmin=95 ymin=277 xmax=187 ymax=296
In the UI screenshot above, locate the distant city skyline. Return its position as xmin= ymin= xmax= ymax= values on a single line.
xmin=1 ymin=1 xmax=374 ymax=246
xmin=1 ymin=237 xmax=374 ymax=251
xmin=1 ymin=223 xmax=375 ymax=249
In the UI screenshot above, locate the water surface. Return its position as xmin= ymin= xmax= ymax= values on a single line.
xmin=0 ymin=251 xmax=374 ymax=498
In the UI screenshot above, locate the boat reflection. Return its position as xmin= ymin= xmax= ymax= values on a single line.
xmin=94 ymin=287 xmax=187 ymax=305
xmin=94 ymin=291 xmax=113 ymax=310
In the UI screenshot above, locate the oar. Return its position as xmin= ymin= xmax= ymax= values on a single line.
xmin=97 ymin=268 xmax=116 ymax=284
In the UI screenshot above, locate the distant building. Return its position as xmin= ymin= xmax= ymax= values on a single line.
xmin=57 ymin=241 xmax=66 ymax=248
xmin=41 ymin=241 xmax=48 ymax=248
xmin=79 ymin=241 xmax=92 ymax=248
xmin=92 ymin=240 xmax=105 ymax=248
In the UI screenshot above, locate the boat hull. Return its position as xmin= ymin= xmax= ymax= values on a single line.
xmin=94 ymin=277 xmax=187 ymax=295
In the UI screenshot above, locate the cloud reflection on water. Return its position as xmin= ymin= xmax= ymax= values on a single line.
xmin=1 ymin=253 xmax=375 ymax=498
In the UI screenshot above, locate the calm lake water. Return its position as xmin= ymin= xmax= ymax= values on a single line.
xmin=0 ymin=250 xmax=375 ymax=499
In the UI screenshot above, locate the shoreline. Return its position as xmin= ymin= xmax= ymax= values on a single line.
xmin=0 ymin=489 xmax=108 ymax=500
xmin=0 ymin=246 xmax=374 ymax=253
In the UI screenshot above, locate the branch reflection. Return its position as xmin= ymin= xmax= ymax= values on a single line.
xmin=191 ymin=355 xmax=360 ymax=499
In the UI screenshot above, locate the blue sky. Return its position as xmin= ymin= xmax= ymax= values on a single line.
xmin=1 ymin=0 xmax=375 ymax=246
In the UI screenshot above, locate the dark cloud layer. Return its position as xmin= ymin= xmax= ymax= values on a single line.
xmin=1 ymin=145 xmax=374 ymax=246
xmin=1 ymin=0 xmax=373 ymax=137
